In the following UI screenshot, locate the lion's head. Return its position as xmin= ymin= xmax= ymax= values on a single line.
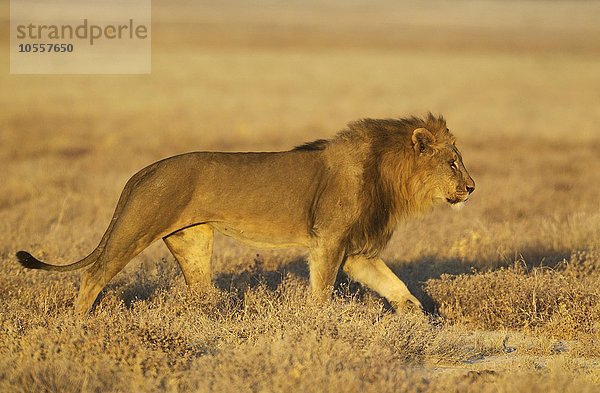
xmin=411 ymin=122 xmax=475 ymax=211
xmin=338 ymin=113 xmax=475 ymax=257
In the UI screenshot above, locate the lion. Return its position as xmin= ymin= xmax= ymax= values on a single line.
xmin=17 ymin=113 xmax=475 ymax=315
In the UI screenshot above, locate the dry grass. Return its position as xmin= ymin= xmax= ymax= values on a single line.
xmin=426 ymin=251 xmax=600 ymax=353
xmin=1 ymin=0 xmax=600 ymax=391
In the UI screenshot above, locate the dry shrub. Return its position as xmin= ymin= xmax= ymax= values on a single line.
xmin=425 ymin=251 xmax=600 ymax=348
xmin=3 ymin=2 xmax=600 ymax=390
xmin=0 ymin=274 xmax=507 ymax=392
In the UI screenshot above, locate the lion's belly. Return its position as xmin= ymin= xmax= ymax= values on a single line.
xmin=210 ymin=222 xmax=309 ymax=249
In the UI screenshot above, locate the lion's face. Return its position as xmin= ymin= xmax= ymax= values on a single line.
xmin=412 ymin=127 xmax=475 ymax=210
xmin=431 ymin=142 xmax=475 ymax=210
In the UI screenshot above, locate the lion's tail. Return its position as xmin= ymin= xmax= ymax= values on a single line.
xmin=16 ymin=249 xmax=99 ymax=272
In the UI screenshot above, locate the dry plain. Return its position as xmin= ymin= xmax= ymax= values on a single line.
xmin=1 ymin=1 xmax=600 ymax=392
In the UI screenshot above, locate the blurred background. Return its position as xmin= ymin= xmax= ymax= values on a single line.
xmin=1 ymin=0 xmax=599 ymax=273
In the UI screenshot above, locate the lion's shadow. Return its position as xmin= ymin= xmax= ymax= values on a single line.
xmin=213 ymin=257 xmax=308 ymax=298
xmin=391 ymin=249 xmax=571 ymax=313
xmin=116 ymin=248 xmax=571 ymax=315
xmin=207 ymin=256 xmax=471 ymax=314
xmin=212 ymin=248 xmax=571 ymax=314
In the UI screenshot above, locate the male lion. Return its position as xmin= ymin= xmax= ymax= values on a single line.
xmin=17 ymin=114 xmax=474 ymax=315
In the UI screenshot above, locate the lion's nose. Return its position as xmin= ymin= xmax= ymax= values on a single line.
xmin=466 ymin=185 xmax=475 ymax=194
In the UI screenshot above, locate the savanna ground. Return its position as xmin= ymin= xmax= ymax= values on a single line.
xmin=1 ymin=1 xmax=600 ymax=392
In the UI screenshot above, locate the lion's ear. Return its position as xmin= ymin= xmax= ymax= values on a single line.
xmin=412 ymin=128 xmax=436 ymax=155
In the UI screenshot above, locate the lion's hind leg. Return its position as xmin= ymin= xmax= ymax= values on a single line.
xmin=74 ymin=231 xmax=160 ymax=315
xmin=75 ymin=247 xmax=142 ymax=316
xmin=164 ymin=224 xmax=214 ymax=288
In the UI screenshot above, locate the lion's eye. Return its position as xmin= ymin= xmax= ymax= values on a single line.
xmin=449 ymin=160 xmax=457 ymax=170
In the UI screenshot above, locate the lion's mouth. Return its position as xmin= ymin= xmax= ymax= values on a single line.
xmin=446 ymin=196 xmax=468 ymax=211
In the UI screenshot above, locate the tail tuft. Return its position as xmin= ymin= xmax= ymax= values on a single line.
xmin=16 ymin=249 xmax=97 ymax=272
xmin=16 ymin=251 xmax=45 ymax=269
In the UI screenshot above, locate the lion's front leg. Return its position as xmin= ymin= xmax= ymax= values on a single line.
xmin=308 ymin=243 xmax=345 ymax=302
xmin=343 ymin=255 xmax=422 ymax=311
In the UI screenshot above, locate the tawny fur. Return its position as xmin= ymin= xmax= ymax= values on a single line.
xmin=17 ymin=113 xmax=475 ymax=315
